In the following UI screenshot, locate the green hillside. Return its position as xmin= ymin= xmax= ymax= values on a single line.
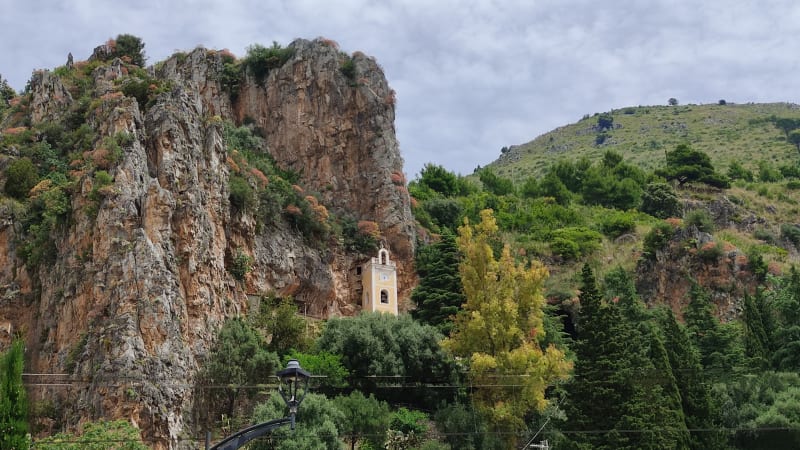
xmin=488 ymin=102 xmax=800 ymax=182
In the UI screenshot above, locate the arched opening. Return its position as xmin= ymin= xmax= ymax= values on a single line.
xmin=380 ymin=289 xmax=389 ymax=304
xmin=379 ymin=249 xmax=389 ymax=265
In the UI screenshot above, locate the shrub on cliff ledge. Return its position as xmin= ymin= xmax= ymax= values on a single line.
xmin=4 ymin=157 xmax=39 ymax=199
xmin=112 ymin=34 xmax=146 ymax=67
xmin=243 ymin=42 xmax=294 ymax=80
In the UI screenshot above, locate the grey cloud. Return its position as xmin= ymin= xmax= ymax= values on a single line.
xmin=2 ymin=0 xmax=799 ymax=178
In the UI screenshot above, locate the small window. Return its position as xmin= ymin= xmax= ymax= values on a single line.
xmin=380 ymin=289 xmax=389 ymax=304
xmin=356 ymin=267 xmax=362 ymax=275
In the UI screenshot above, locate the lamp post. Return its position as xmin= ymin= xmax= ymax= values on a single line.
xmin=208 ymin=359 xmax=311 ymax=450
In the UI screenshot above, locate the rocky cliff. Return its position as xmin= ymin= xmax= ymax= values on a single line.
xmin=0 ymin=38 xmax=415 ymax=448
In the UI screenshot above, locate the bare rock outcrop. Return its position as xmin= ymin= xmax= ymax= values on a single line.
xmin=0 ymin=39 xmax=416 ymax=448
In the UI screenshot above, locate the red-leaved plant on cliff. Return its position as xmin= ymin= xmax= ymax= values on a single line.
xmin=357 ymin=220 xmax=381 ymax=240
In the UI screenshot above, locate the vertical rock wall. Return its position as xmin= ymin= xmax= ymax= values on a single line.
xmin=0 ymin=39 xmax=416 ymax=448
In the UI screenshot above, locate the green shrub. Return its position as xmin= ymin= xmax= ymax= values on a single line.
xmin=120 ymin=79 xmax=149 ymax=108
xmin=753 ymin=228 xmax=777 ymax=243
xmin=747 ymin=249 xmax=768 ymax=282
xmin=685 ymin=209 xmax=714 ymax=232
xmin=228 ymin=175 xmax=255 ymax=212
xmin=340 ymin=57 xmax=356 ymax=81
xmin=4 ymin=157 xmax=39 ymax=199
xmin=728 ymin=160 xmax=754 ymax=182
xmin=550 ymin=237 xmax=580 ymax=260
xmin=779 ymin=164 xmax=800 ymax=179
xmin=697 ymin=242 xmax=724 ymax=263
xmin=643 ymin=221 xmax=675 ymax=259
xmin=786 ymin=180 xmax=800 ymax=190
xmin=550 ymin=227 xmax=602 ymax=259
xmin=781 ymin=223 xmax=800 ymax=248
xmin=220 ymin=61 xmax=243 ymax=100
xmin=758 ymin=161 xmax=783 ymax=182
xmin=242 ymin=42 xmax=294 ymax=80
xmin=228 ymin=248 xmax=253 ymax=281
xmin=597 ymin=209 xmax=637 ymax=238
xmin=114 ymin=131 xmax=134 ymax=147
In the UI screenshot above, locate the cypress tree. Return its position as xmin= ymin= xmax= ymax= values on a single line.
xmin=0 ymin=340 xmax=29 ymax=450
xmin=684 ymin=284 xmax=745 ymax=375
xmin=742 ymin=288 xmax=771 ymax=369
xmin=564 ymin=265 xmax=633 ymax=449
xmin=771 ymin=266 xmax=800 ymax=370
xmin=411 ymin=233 xmax=465 ymax=334
xmin=565 ymin=265 xmax=691 ymax=449
xmin=659 ymin=308 xmax=728 ymax=449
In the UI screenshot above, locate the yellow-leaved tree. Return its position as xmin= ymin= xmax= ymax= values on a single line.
xmin=442 ymin=209 xmax=571 ymax=438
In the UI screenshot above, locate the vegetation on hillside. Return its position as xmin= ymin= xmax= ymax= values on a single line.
xmin=489 ymin=103 xmax=800 ymax=181
xmin=5 ymin=32 xmax=800 ymax=448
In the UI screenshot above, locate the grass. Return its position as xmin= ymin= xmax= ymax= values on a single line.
xmin=490 ymin=103 xmax=800 ymax=182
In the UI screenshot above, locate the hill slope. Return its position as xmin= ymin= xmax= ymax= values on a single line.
xmin=489 ymin=102 xmax=800 ymax=181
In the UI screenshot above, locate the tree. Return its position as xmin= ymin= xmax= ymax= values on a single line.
xmin=251 ymin=295 xmax=311 ymax=356
xmin=564 ymin=265 xmax=690 ymax=450
xmin=417 ymin=163 xmax=459 ymax=197
xmin=657 ymin=144 xmax=730 ymax=188
xmin=421 ymin=197 xmax=463 ymax=231
xmin=333 ymin=391 xmax=390 ymax=450
xmin=198 ymin=318 xmax=280 ymax=418
xmin=282 ymin=351 xmax=349 ymax=392
xmin=386 ymin=408 xmax=429 ymax=449
xmin=714 ymin=372 xmax=800 ymax=449
xmin=684 ymin=284 xmax=744 ymax=374
xmin=35 ymin=420 xmax=146 ymax=450
xmin=658 ymin=308 xmax=727 ymax=449
xmin=0 ymin=340 xmax=29 ymax=450
xmin=315 ymin=313 xmax=457 ymax=408
xmin=597 ymin=113 xmax=614 ymax=131
xmin=640 ymin=182 xmax=682 ymax=218
xmin=478 ymin=169 xmax=515 ymax=196
xmin=442 ymin=209 xmax=571 ymax=443
xmin=0 ymin=73 xmax=14 ymax=113
xmin=563 ymin=264 xmax=630 ymax=449
xmin=668 ymin=98 xmax=679 ymax=106
xmin=411 ymin=233 xmax=465 ymax=334
xmin=250 ymin=391 xmax=343 ymax=450
xmin=773 ymin=117 xmax=800 ymax=137
xmin=789 ymin=129 xmax=800 ymax=153
xmin=434 ymin=402 xmax=503 ymax=450
xmin=522 ymin=171 xmax=572 ymax=205
xmin=112 ymin=34 xmax=146 ymax=66
xmin=770 ymin=266 xmax=800 ymax=371
xmin=742 ymin=289 xmax=772 ymax=369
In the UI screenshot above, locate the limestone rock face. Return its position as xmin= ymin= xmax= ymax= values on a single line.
xmin=236 ymin=39 xmax=416 ymax=300
xmin=636 ymin=224 xmax=756 ymax=322
xmin=0 ymin=39 xmax=415 ymax=448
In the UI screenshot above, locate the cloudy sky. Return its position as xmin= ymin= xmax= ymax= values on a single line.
xmin=2 ymin=0 xmax=799 ymax=178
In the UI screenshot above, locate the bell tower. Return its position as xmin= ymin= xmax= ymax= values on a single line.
xmin=361 ymin=246 xmax=398 ymax=315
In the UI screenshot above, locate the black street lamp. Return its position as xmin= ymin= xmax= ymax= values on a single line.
xmin=208 ymin=359 xmax=311 ymax=450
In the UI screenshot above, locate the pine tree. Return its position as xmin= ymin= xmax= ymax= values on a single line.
xmin=0 ymin=340 xmax=29 ymax=450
